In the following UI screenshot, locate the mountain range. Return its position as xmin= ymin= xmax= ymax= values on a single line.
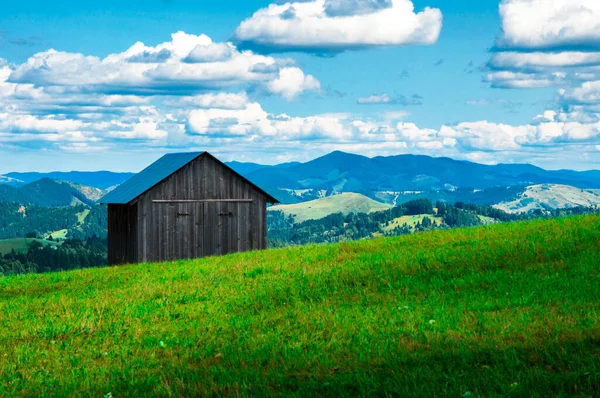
xmin=242 ymin=151 xmax=599 ymax=190
xmin=1 ymin=151 xmax=599 ymax=207
xmin=228 ymin=151 xmax=600 ymax=204
xmin=1 ymin=171 xmax=134 ymax=190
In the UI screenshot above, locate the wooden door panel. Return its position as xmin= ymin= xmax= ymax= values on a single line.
xmin=203 ymin=202 xmax=252 ymax=257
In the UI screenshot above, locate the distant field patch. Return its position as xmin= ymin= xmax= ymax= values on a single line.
xmin=0 ymin=238 xmax=59 ymax=255
xmin=477 ymin=215 xmax=498 ymax=224
xmin=269 ymin=192 xmax=392 ymax=222
xmin=76 ymin=209 xmax=90 ymax=224
xmin=46 ymin=229 xmax=68 ymax=240
xmin=383 ymin=214 xmax=443 ymax=232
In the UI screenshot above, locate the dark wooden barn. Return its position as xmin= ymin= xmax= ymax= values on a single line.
xmin=100 ymin=152 xmax=279 ymax=265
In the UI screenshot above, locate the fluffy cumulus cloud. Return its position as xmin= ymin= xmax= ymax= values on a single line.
xmin=8 ymin=32 xmax=319 ymax=98
xmin=1 ymin=24 xmax=599 ymax=169
xmin=487 ymin=0 xmax=600 ymax=88
xmin=232 ymin=0 xmax=442 ymax=53
xmin=0 ymin=32 xmax=323 ymax=154
xmin=266 ymin=67 xmax=321 ymax=100
xmin=182 ymin=93 xmax=599 ymax=167
xmin=482 ymin=0 xmax=600 ymax=158
xmin=495 ymin=0 xmax=600 ymax=51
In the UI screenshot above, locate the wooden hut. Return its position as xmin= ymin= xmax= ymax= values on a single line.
xmin=100 ymin=152 xmax=279 ymax=265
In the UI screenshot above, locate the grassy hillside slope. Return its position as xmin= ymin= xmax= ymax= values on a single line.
xmin=269 ymin=192 xmax=392 ymax=222
xmin=1 ymin=216 xmax=600 ymax=396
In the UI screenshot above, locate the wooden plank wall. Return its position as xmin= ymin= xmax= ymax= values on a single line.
xmin=135 ymin=155 xmax=268 ymax=263
xmin=107 ymin=204 xmax=138 ymax=265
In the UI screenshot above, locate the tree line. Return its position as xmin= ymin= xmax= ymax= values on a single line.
xmin=268 ymin=199 xmax=599 ymax=247
xmin=0 ymin=238 xmax=107 ymax=276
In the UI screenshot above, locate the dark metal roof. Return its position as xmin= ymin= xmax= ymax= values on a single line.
xmin=99 ymin=151 xmax=279 ymax=204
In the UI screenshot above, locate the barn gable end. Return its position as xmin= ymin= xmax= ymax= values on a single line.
xmin=101 ymin=152 xmax=278 ymax=265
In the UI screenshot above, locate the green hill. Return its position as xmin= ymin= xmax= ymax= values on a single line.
xmin=1 ymin=216 xmax=599 ymax=396
xmin=269 ymin=192 xmax=392 ymax=222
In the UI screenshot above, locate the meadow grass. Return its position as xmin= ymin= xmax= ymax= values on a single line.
xmin=1 ymin=215 xmax=599 ymax=397
xmin=45 ymin=229 xmax=68 ymax=241
xmin=76 ymin=209 xmax=91 ymax=224
xmin=0 ymin=238 xmax=59 ymax=255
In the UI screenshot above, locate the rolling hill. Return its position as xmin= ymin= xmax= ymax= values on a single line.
xmin=0 ymin=216 xmax=599 ymax=396
xmin=268 ymin=192 xmax=392 ymax=222
xmin=494 ymin=184 xmax=600 ymax=213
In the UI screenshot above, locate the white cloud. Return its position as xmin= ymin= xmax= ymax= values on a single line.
xmin=0 ymin=113 xmax=84 ymax=134
xmin=358 ymin=94 xmax=391 ymax=104
xmin=357 ymin=93 xmax=423 ymax=105
xmin=489 ymin=51 xmax=600 ymax=70
xmin=233 ymin=0 xmax=442 ymax=52
xmin=560 ymin=81 xmax=600 ymax=104
xmin=266 ymin=67 xmax=321 ymax=99
xmin=486 ymin=1 xmax=600 ymax=92
xmin=466 ymin=99 xmax=489 ymax=106
xmin=8 ymin=32 xmax=320 ymax=98
xmin=187 ymin=101 xmax=351 ymax=140
xmin=166 ymin=92 xmax=250 ymax=110
xmin=484 ymin=71 xmax=558 ymax=89
xmin=496 ymin=0 xmax=600 ymax=51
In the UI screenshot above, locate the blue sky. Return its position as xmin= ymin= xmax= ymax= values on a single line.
xmin=0 ymin=0 xmax=599 ymax=173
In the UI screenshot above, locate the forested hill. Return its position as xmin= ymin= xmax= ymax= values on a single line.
xmin=0 ymin=203 xmax=107 ymax=240
xmin=0 ymin=179 xmax=100 ymax=207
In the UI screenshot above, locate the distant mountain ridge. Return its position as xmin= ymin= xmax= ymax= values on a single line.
xmin=0 ymin=179 xmax=100 ymax=207
xmin=238 ymin=151 xmax=600 ymax=202
xmin=2 ymin=152 xmax=599 ymax=206
xmin=1 ymin=171 xmax=135 ymax=190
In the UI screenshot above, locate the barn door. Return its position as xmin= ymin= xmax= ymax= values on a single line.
xmin=154 ymin=200 xmax=253 ymax=261
xmin=203 ymin=202 xmax=252 ymax=257
xmin=156 ymin=202 xmax=203 ymax=261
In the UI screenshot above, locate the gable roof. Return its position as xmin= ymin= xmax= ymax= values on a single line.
xmin=99 ymin=152 xmax=279 ymax=204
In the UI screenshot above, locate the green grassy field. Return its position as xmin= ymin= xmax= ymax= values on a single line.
xmin=45 ymin=229 xmax=68 ymax=240
xmin=0 ymin=237 xmax=59 ymax=255
xmin=383 ymin=214 xmax=444 ymax=232
xmin=76 ymin=208 xmax=91 ymax=224
xmin=1 ymin=216 xmax=600 ymax=396
xmin=269 ymin=192 xmax=392 ymax=222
